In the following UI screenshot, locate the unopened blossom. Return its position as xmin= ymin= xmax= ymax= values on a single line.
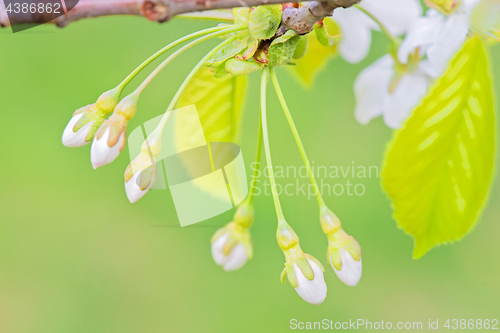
xmin=354 ymin=54 xmax=435 ymax=129
xmin=124 ymin=135 xmax=161 ymax=203
xmin=294 ymin=259 xmax=328 ymax=305
xmin=91 ymin=94 xmax=138 ymax=169
xmin=62 ymin=87 xmax=122 ymax=148
xmin=211 ymin=201 xmax=254 ymax=271
xmin=333 ymin=0 xmax=422 ymax=63
xmin=278 ymin=220 xmax=327 ymax=305
xmin=398 ymin=0 xmax=482 ymax=74
xmin=320 ymin=208 xmax=362 ymax=287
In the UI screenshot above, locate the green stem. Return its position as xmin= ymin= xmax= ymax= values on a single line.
xmin=270 ymin=67 xmax=326 ymax=210
xmin=155 ymin=29 xmax=244 ymax=133
xmin=247 ymin=119 xmax=263 ymax=205
xmin=260 ymin=68 xmax=285 ymax=221
xmin=117 ymin=25 xmax=236 ymax=91
xmin=134 ymin=26 xmax=242 ymax=95
xmin=355 ymin=5 xmax=400 ymax=49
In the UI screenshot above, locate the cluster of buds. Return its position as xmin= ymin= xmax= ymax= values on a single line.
xmin=320 ymin=207 xmax=362 ymax=287
xmin=211 ymin=200 xmax=254 ymax=271
xmin=278 ymin=220 xmax=327 ymax=305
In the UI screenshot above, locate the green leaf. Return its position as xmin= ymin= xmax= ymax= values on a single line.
xmin=268 ymin=30 xmax=300 ymax=67
xmin=314 ymin=19 xmax=341 ymax=47
xmin=177 ymin=66 xmax=247 ymax=145
xmin=248 ymin=5 xmax=282 ymax=40
xmin=225 ymin=58 xmax=263 ymax=76
xmin=382 ymin=37 xmax=496 ymax=259
xmin=205 ymin=32 xmax=249 ymax=66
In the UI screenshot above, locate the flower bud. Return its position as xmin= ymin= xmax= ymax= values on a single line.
xmin=95 ymin=87 xmax=122 ymax=114
xmin=90 ymin=95 xmax=138 ymax=168
xmin=62 ymin=107 xmax=95 ymax=147
xmin=124 ymin=135 xmax=161 ymax=203
xmin=281 ymin=251 xmax=327 ymax=305
xmin=211 ymin=221 xmax=252 ymax=271
xmin=327 ymin=229 xmax=362 ymax=287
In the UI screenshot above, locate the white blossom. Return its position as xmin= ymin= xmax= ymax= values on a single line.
xmin=331 ymin=248 xmax=362 ymax=287
xmin=334 ymin=0 xmax=422 ymax=63
xmin=354 ymin=54 xmax=434 ymax=128
xmin=125 ymin=165 xmax=156 ymax=203
xmin=294 ymin=259 xmax=327 ymax=305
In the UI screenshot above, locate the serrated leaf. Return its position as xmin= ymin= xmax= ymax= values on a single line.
xmin=249 ymin=5 xmax=282 ymax=40
xmin=268 ymin=30 xmax=300 ymax=67
xmin=382 ymin=37 xmax=496 ymax=259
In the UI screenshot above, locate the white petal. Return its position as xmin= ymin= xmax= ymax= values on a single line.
xmin=211 ymin=233 xmax=229 ymax=266
xmin=125 ymin=170 xmax=153 ymax=203
xmin=62 ymin=114 xmax=93 ymax=147
xmin=383 ymin=71 xmax=429 ymax=129
xmin=354 ymin=55 xmax=394 ymax=125
xmin=398 ymin=11 xmax=445 ymax=64
xmin=223 ymin=244 xmax=248 ymax=271
xmin=91 ymin=127 xmax=125 ymax=169
xmin=334 ymin=8 xmax=377 ymax=63
xmin=426 ymin=13 xmax=469 ymax=70
xmin=211 ymin=233 xmax=248 ymax=271
xmin=331 ymin=249 xmax=362 ymax=287
xmin=294 ymin=260 xmax=327 ymax=305
xmin=362 ymin=0 xmax=423 ymax=36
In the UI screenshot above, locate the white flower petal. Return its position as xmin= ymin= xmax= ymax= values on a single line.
xmin=62 ymin=114 xmax=93 ymax=147
xmin=294 ymin=260 xmax=327 ymax=305
xmin=362 ymin=0 xmax=423 ymax=36
xmin=383 ymin=71 xmax=429 ymax=129
xmin=91 ymin=127 xmax=125 ymax=169
xmin=331 ymin=249 xmax=362 ymax=287
xmin=335 ymin=8 xmax=377 ymax=63
xmin=398 ymin=11 xmax=445 ymax=64
xmin=125 ymin=169 xmax=153 ymax=203
xmin=426 ymin=12 xmax=469 ymax=70
xmin=354 ymin=55 xmax=394 ymax=125
xmin=211 ymin=233 xmax=248 ymax=271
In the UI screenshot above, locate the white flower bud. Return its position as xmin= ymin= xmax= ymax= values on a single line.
xmin=331 ymin=248 xmax=362 ymax=287
xmin=211 ymin=233 xmax=249 ymax=271
xmin=62 ymin=113 xmax=94 ymax=147
xmin=125 ymin=164 xmax=156 ymax=203
xmin=294 ymin=259 xmax=327 ymax=305
xmin=91 ymin=126 xmax=126 ymax=169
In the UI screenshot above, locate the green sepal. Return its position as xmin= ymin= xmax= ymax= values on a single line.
xmin=327 ymin=245 xmax=342 ymax=271
xmin=293 ymin=36 xmax=308 ymax=60
xmin=280 ymin=267 xmax=287 ymax=284
xmin=205 ymin=32 xmax=249 ymax=66
xmin=295 ymin=256 xmax=314 ymax=281
xmin=286 ymin=262 xmax=299 ymax=288
xmin=73 ymin=104 xmax=107 ymax=142
xmin=268 ymin=30 xmax=300 ymax=67
xmin=304 ymin=253 xmax=325 ymax=272
xmin=225 ymin=58 xmax=264 ymax=76
xmin=249 ymin=5 xmax=283 ymax=40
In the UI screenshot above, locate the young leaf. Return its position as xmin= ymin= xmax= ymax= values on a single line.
xmin=268 ymin=30 xmax=300 ymax=67
xmin=382 ymin=37 xmax=496 ymax=259
xmin=177 ymin=67 xmax=247 ymax=145
xmin=205 ymin=33 xmax=249 ymax=66
xmin=249 ymin=5 xmax=283 ymax=40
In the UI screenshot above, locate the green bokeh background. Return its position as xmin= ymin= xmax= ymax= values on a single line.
xmin=1 ymin=16 xmax=499 ymax=333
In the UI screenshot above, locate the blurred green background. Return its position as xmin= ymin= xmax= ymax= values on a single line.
xmin=0 ymin=15 xmax=499 ymax=333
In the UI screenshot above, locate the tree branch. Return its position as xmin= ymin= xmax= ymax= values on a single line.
xmin=0 ymin=0 xmax=360 ymax=30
